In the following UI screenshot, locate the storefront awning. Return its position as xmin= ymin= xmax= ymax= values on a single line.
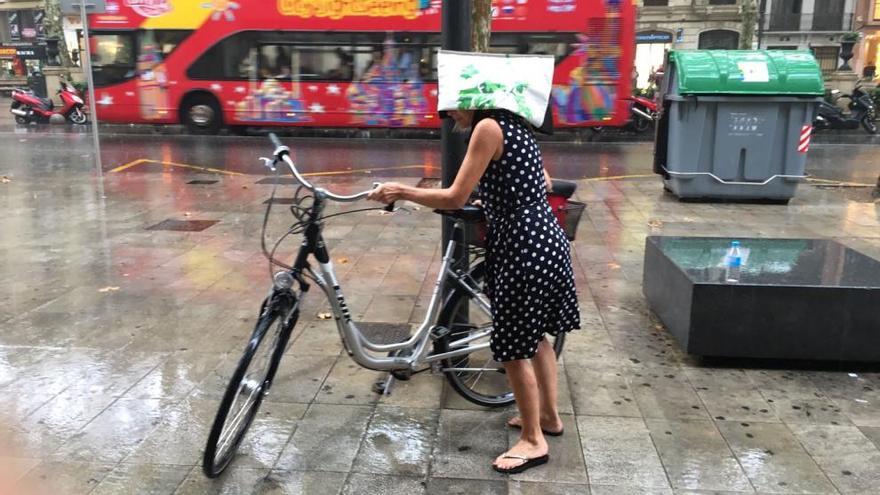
xmin=0 ymin=2 xmax=43 ymax=11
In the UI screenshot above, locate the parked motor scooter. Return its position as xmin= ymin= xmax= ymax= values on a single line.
xmin=589 ymin=95 xmax=658 ymax=138
xmin=626 ymin=95 xmax=658 ymax=133
xmin=814 ymin=86 xmax=877 ymax=134
xmin=10 ymin=80 xmax=88 ymax=125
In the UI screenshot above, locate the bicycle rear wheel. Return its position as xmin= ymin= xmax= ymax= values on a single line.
xmin=202 ymin=292 xmax=298 ymax=477
xmin=436 ymin=262 xmax=565 ymax=408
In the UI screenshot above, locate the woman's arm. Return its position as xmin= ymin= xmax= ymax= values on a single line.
xmin=368 ymin=119 xmax=502 ymax=209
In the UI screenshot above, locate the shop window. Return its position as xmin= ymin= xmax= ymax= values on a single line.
xmin=643 ymin=0 xmax=668 ymax=6
xmin=698 ymin=30 xmax=740 ymax=50
xmin=708 ymin=0 xmax=736 ymax=4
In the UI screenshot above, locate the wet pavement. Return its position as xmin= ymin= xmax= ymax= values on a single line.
xmin=1 ymin=124 xmax=880 ymax=494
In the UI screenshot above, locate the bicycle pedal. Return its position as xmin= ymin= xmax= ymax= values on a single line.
xmin=430 ymin=326 xmax=450 ymax=340
xmin=372 ymin=379 xmax=388 ymax=394
xmin=390 ymin=369 xmax=412 ymax=381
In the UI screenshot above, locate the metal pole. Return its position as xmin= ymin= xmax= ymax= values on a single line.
xmin=77 ymin=1 xmax=103 ymax=181
xmin=441 ymin=0 xmax=471 ymax=247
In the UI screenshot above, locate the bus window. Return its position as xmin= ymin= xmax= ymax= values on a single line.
xmin=149 ymin=30 xmax=192 ymax=60
xmin=91 ymin=32 xmax=137 ymax=87
xmin=188 ymin=31 xmax=256 ymax=80
xmin=489 ymin=33 xmax=577 ymax=63
xmin=257 ymin=44 xmax=355 ymax=81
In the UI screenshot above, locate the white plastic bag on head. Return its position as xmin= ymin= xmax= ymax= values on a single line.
xmin=437 ymin=50 xmax=554 ymax=127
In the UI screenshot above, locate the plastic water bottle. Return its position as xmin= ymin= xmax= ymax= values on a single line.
xmin=725 ymin=240 xmax=742 ymax=283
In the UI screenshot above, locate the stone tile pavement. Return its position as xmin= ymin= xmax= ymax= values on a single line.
xmin=1 ymin=166 xmax=880 ymax=494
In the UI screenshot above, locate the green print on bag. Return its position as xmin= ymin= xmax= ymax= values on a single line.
xmin=456 ymin=77 xmax=534 ymax=122
xmin=437 ymin=50 xmax=554 ymax=127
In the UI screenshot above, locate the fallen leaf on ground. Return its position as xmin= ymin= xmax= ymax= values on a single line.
xmin=0 ymin=176 xmax=10 ymax=184
xmin=337 ymin=257 xmax=349 ymax=264
xmin=242 ymin=185 xmax=249 ymax=189
xmin=648 ymin=219 xmax=663 ymax=230
xmin=98 ymin=286 xmax=120 ymax=293
xmin=184 ymin=212 xmax=191 ymax=217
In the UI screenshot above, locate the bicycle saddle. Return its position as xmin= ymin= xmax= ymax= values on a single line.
xmin=434 ymin=204 xmax=485 ymax=223
xmin=549 ymin=179 xmax=576 ymax=199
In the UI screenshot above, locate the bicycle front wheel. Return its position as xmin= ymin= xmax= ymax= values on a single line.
xmin=202 ymin=293 xmax=298 ymax=478
xmin=436 ymin=262 xmax=565 ymax=408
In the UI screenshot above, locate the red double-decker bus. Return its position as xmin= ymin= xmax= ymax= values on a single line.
xmin=87 ymin=0 xmax=634 ymax=134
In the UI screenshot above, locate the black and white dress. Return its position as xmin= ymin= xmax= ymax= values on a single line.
xmin=477 ymin=110 xmax=581 ymax=362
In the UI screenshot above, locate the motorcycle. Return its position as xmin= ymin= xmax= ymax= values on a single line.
xmin=814 ymin=86 xmax=877 ymax=134
xmin=10 ymin=80 xmax=88 ymax=125
xmin=588 ymin=95 xmax=658 ymax=138
xmin=626 ymin=95 xmax=658 ymax=133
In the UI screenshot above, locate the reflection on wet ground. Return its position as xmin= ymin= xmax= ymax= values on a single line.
xmin=1 ymin=128 xmax=880 ymax=494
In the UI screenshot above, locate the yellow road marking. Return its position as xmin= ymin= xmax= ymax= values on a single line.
xmin=302 ymin=165 xmax=440 ymax=177
xmin=110 ymin=160 xmax=668 ymax=184
xmin=584 ymin=174 xmax=655 ymax=181
xmin=110 ymin=159 xmax=438 ymax=177
xmin=806 ymin=177 xmax=875 ymax=187
xmin=109 ymin=159 xmax=244 ymax=176
xmin=109 ymin=158 xmax=150 ymax=173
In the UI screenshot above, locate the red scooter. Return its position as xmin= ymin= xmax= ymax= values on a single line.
xmin=10 ymin=80 xmax=88 ymax=125
xmin=625 ymin=95 xmax=658 ymax=133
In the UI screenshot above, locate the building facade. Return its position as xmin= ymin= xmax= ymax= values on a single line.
xmin=757 ymin=0 xmax=857 ymax=74
xmin=0 ymin=0 xmax=48 ymax=81
xmin=635 ymin=0 xmax=748 ymax=89
xmin=853 ymin=0 xmax=880 ymax=80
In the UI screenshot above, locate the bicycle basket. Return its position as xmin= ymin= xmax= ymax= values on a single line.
xmin=561 ymin=201 xmax=585 ymax=241
xmin=463 ymin=220 xmax=488 ymax=249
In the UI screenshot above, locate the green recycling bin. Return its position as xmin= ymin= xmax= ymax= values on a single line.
xmin=653 ymin=50 xmax=824 ymax=201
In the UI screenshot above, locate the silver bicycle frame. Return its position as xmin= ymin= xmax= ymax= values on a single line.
xmin=267 ymin=136 xmax=495 ymax=373
xmin=308 ymin=238 xmax=492 ymax=372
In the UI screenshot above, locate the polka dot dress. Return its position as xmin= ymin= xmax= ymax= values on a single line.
xmin=477 ymin=110 xmax=581 ymax=362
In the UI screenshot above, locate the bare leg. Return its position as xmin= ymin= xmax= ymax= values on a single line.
xmin=507 ymin=338 xmax=563 ymax=433
xmin=493 ymin=358 xmax=549 ymax=470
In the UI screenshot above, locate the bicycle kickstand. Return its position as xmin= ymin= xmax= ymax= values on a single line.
xmin=372 ymin=372 xmax=396 ymax=396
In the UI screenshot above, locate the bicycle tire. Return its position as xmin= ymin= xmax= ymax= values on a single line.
xmin=436 ymin=261 xmax=565 ymax=408
xmin=202 ymin=294 xmax=298 ymax=478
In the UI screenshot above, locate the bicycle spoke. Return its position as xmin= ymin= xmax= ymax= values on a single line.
xmin=216 ymin=379 xmax=262 ymax=457
xmin=466 ymin=355 xmax=495 ymax=390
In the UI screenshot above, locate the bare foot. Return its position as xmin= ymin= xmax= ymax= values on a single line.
xmin=493 ymin=437 xmax=549 ymax=471
xmin=506 ymin=415 xmax=564 ymax=434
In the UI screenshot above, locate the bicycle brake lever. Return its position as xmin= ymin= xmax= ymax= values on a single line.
xmin=371 ymin=182 xmax=397 ymax=213
xmin=259 ymin=156 xmax=276 ymax=172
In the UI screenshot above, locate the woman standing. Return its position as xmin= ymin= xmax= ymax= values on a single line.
xmin=368 ymin=107 xmax=580 ymax=474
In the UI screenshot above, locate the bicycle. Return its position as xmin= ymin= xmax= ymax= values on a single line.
xmin=202 ymin=134 xmax=571 ymax=478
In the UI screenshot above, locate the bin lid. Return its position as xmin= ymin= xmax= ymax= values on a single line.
xmin=669 ymin=50 xmax=824 ymax=96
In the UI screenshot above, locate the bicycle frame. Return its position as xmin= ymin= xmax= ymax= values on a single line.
xmin=281 ymin=190 xmax=491 ymax=373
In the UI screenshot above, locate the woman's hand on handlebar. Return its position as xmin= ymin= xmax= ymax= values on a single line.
xmin=367 ymin=182 xmax=408 ymax=205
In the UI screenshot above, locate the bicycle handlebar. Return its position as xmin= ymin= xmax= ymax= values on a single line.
xmin=268 ymin=133 xmax=380 ymax=204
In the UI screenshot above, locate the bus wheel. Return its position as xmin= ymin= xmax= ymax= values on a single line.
xmin=182 ymin=94 xmax=222 ymax=135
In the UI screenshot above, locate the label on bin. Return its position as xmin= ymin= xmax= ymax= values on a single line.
xmin=737 ymin=61 xmax=770 ymax=83
xmin=728 ymin=113 xmax=765 ymax=136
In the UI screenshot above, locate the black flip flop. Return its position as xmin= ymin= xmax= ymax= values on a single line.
xmin=492 ymin=454 xmax=550 ymax=474
xmin=507 ymin=421 xmax=564 ymax=437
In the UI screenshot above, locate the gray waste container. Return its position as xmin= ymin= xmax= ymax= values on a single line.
xmin=653 ymin=50 xmax=824 ymax=201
